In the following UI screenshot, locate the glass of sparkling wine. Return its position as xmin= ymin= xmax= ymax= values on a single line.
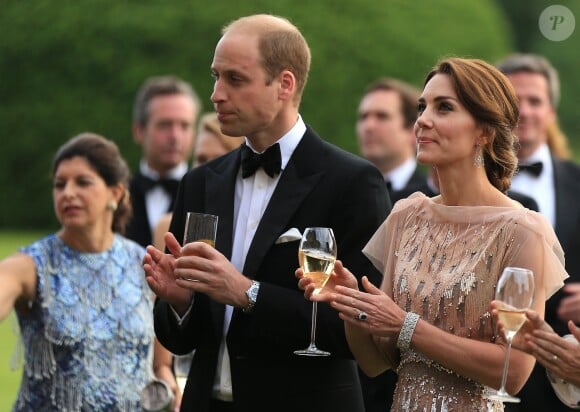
xmin=183 ymin=212 xmax=218 ymax=247
xmin=486 ymin=266 xmax=535 ymax=403
xmin=294 ymin=227 xmax=337 ymax=357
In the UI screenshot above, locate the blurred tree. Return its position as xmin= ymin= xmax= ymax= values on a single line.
xmin=0 ymin=0 xmax=512 ymax=229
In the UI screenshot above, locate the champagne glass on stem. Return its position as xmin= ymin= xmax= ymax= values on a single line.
xmin=486 ymin=266 xmax=535 ymax=403
xmin=294 ymin=227 xmax=337 ymax=357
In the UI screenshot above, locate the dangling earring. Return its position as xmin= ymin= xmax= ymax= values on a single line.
xmin=474 ymin=144 xmax=484 ymax=167
xmin=107 ymin=200 xmax=118 ymax=212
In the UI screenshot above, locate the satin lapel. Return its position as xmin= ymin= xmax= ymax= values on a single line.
xmin=242 ymin=132 xmax=325 ymax=278
xmin=205 ymin=150 xmax=240 ymax=336
xmin=553 ymin=158 xmax=575 ymax=246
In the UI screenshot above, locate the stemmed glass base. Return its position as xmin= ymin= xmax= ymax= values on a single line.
xmin=294 ymin=301 xmax=330 ymax=357
xmin=483 ymin=388 xmax=520 ymax=403
xmin=294 ymin=344 xmax=331 ymax=357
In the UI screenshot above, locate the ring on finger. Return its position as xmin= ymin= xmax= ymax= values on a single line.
xmin=551 ymin=354 xmax=558 ymax=362
xmin=356 ymin=310 xmax=368 ymax=321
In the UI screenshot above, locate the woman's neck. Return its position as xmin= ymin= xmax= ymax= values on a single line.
xmin=436 ymin=165 xmax=501 ymax=206
xmin=58 ymin=227 xmax=115 ymax=253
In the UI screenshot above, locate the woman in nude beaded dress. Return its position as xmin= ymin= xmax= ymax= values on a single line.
xmin=298 ymin=58 xmax=568 ymax=411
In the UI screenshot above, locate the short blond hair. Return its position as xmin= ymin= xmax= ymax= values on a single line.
xmin=222 ymin=14 xmax=311 ymax=105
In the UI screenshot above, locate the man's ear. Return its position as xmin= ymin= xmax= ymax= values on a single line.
xmin=278 ymin=70 xmax=296 ymax=102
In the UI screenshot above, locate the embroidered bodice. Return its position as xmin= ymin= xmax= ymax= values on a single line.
xmin=13 ymin=234 xmax=154 ymax=412
xmin=363 ymin=193 xmax=567 ymax=412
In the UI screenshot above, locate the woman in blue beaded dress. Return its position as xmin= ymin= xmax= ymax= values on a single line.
xmin=0 ymin=133 xmax=157 ymax=411
xmin=299 ymin=58 xmax=568 ymax=411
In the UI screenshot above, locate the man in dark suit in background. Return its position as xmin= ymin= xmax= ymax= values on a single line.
xmin=354 ymin=77 xmax=427 ymax=412
xmin=356 ymin=78 xmax=432 ymax=205
xmin=126 ymin=75 xmax=201 ymax=247
xmin=144 ymin=14 xmax=390 ymax=412
xmin=498 ymin=53 xmax=580 ymax=412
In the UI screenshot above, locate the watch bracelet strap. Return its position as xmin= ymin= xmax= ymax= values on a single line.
xmin=243 ymin=280 xmax=260 ymax=313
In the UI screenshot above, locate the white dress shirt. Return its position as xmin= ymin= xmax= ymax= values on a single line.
xmin=384 ymin=157 xmax=418 ymax=191
xmin=510 ymin=143 xmax=555 ymax=227
xmin=139 ymin=160 xmax=188 ymax=229
xmin=212 ymin=116 xmax=306 ymax=401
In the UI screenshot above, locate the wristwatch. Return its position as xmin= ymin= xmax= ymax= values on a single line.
xmin=243 ymin=281 xmax=260 ymax=313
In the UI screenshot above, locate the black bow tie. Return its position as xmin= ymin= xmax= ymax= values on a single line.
xmin=137 ymin=173 xmax=180 ymax=195
xmin=241 ymin=143 xmax=282 ymax=178
xmin=517 ymin=162 xmax=543 ymax=177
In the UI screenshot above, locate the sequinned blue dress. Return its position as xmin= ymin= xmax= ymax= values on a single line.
xmin=13 ymin=234 xmax=154 ymax=412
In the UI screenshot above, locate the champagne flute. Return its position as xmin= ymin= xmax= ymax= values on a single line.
xmin=486 ymin=266 xmax=535 ymax=403
xmin=294 ymin=227 xmax=337 ymax=357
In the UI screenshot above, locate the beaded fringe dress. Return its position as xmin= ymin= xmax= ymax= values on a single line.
xmin=363 ymin=193 xmax=567 ymax=412
xmin=12 ymin=234 xmax=154 ymax=412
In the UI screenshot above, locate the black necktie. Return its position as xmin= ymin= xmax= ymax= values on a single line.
xmin=241 ymin=143 xmax=282 ymax=178
xmin=517 ymin=162 xmax=543 ymax=177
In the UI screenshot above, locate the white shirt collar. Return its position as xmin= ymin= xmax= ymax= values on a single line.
xmin=520 ymin=143 xmax=552 ymax=168
xmin=243 ymin=114 xmax=306 ymax=172
xmin=139 ymin=160 xmax=188 ymax=181
xmin=385 ymin=157 xmax=417 ymax=191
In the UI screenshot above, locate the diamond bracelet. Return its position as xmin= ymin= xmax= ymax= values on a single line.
xmin=396 ymin=312 xmax=420 ymax=351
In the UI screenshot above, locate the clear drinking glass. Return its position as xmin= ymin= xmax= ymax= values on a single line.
xmin=486 ymin=266 xmax=535 ymax=403
xmin=294 ymin=227 xmax=337 ymax=357
xmin=180 ymin=212 xmax=218 ymax=282
xmin=183 ymin=212 xmax=218 ymax=247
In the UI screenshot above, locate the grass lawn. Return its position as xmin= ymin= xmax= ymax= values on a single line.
xmin=0 ymin=230 xmax=48 ymax=411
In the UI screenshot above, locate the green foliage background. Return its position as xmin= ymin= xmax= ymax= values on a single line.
xmin=0 ymin=1 xmax=578 ymax=231
xmin=0 ymin=0 xmax=515 ymax=230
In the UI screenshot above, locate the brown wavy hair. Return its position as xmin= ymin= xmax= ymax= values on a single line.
xmin=424 ymin=58 xmax=519 ymax=192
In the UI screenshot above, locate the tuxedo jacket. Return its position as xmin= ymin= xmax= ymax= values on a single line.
xmin=388 ymin=166 xmax=433 ymax=204
xmin=154 ymin=126 xmax=391 ymax=412
xmin=126 ymin=170 xmax=181 ymax=247
xmin=508 ymin=157 xmax=580 ymax=412
xmin=126 ymin=171 xmax=155 ymax=247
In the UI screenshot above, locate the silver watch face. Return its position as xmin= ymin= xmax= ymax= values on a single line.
xmin=248 ymin=283 xmax=259 ymax=300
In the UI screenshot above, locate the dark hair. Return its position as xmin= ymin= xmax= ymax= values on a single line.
xmin=363 ymin=78 xmax=421 ymax=129
xmin=52 ymin=133 xmax=132 ymax=234
xmin=425 ymin=58 xmax=519 ymax=192
xmin=132 ymin=75 xmax=201 ymax=127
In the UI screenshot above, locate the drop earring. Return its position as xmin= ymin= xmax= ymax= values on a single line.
xmin=474 ymin=144 xmax=484 ymax=167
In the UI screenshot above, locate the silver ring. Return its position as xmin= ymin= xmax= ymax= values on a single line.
xmin=357 ymin=311 xmax=368 ymax=321
xmin=552 ymin=354 xmax=558 ymax=362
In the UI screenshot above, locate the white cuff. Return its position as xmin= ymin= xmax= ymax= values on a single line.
xmin=170 ymin=295 xmax=195 ymax=327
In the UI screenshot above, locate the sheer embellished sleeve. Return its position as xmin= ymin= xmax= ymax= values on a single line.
xmin=505 ymin=210 xmax=567 ymax=301
xmin=363 ymin=194 xmax=423 ymax=297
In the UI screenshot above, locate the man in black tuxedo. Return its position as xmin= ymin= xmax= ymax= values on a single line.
xmin=144 ymin=14 xmax=390 ymax=412
xmin=356 ymin=78 xmax=432 ymax=206
xmin=126 ymin=75 xmax=201 ymax=247
xmin=498 ymin=53 xmax=580 ymax=412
